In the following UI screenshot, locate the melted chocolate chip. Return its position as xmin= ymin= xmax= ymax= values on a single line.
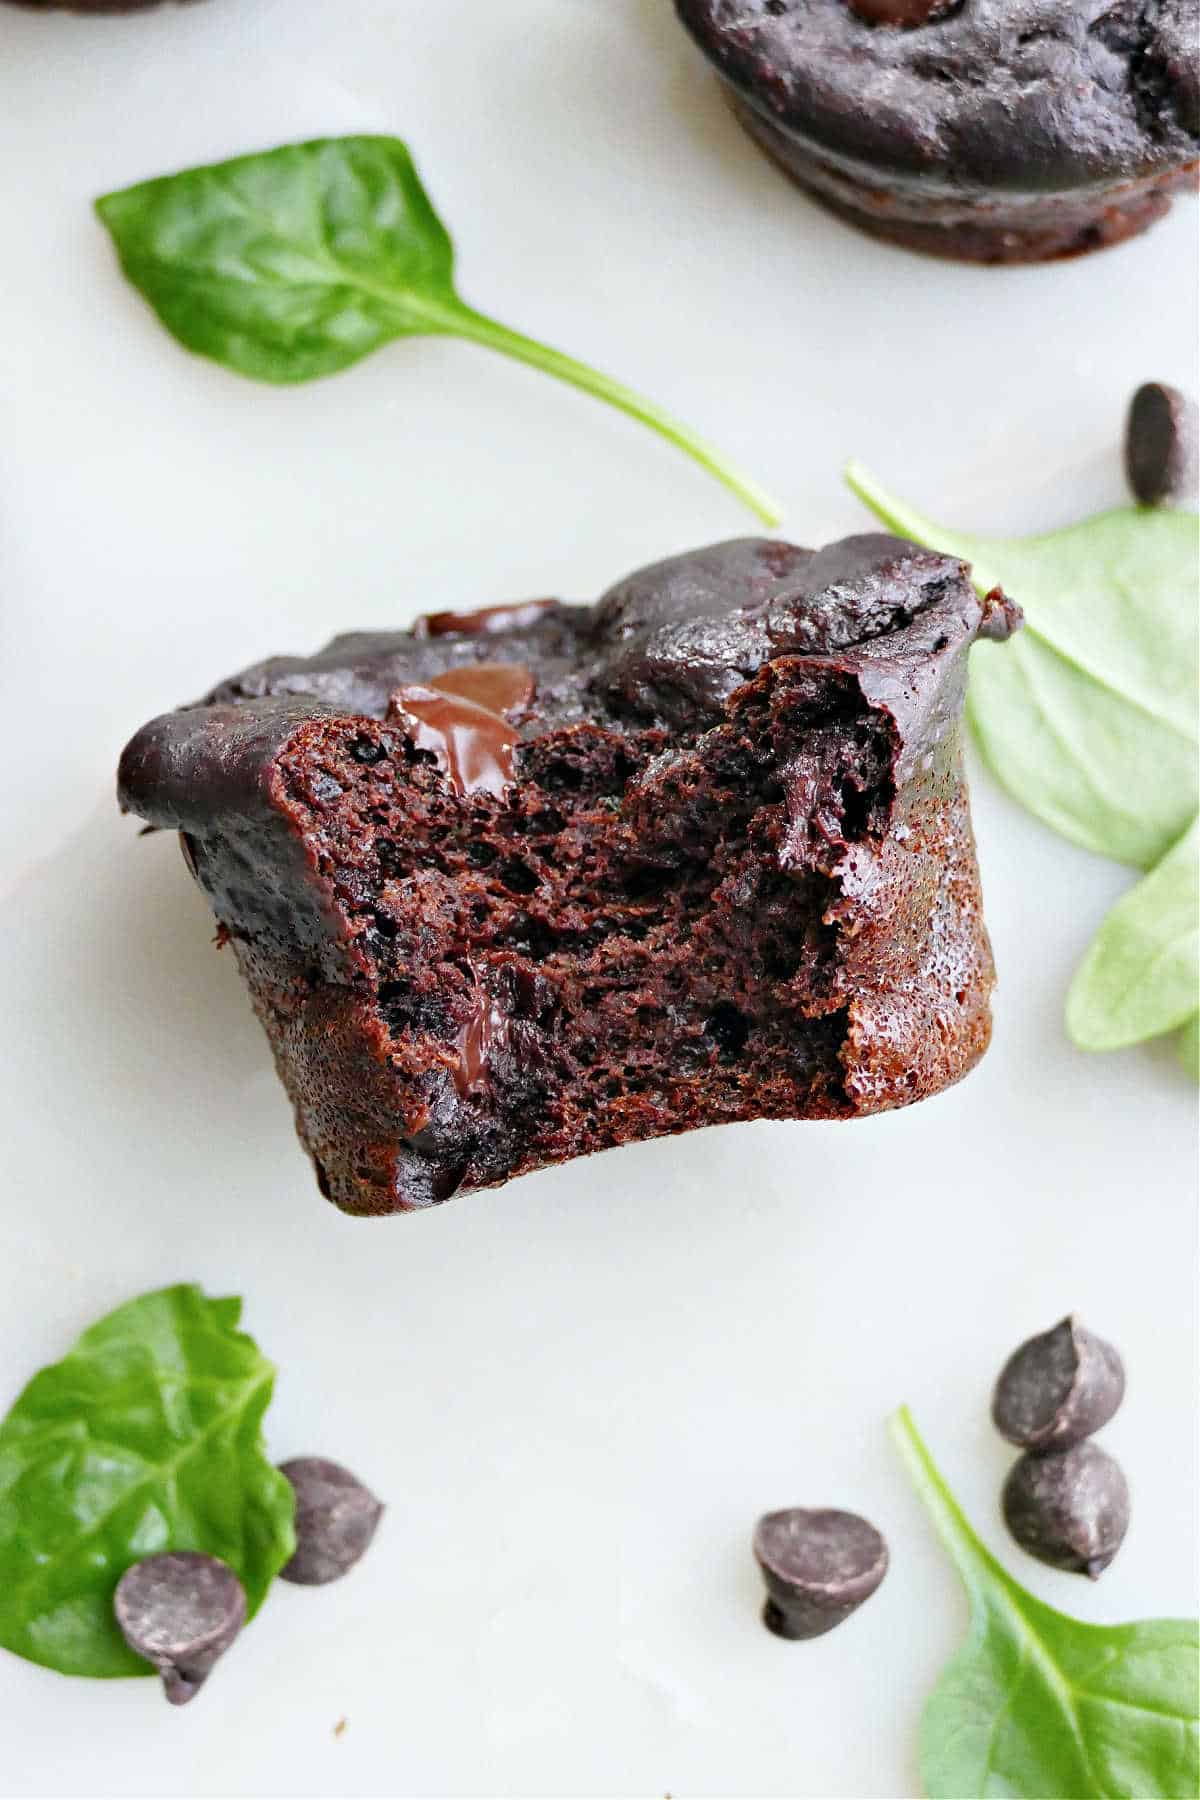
xmin=430 ymin=661 xmax=536 ymax=717
xmin=451 ymin=965 xmax=558 ymax=1099
xmin=387 ymin=686 xmax=518 ymax=799
xmin=845 ymin=0 xmax=956 ymax=24
xmin=454 ymin=991 xmax=513 ymax=1097
xmin=414 ymin=599 xmax=558 ymax=638
xmin=113 ymin=1552 xmax=246 ymax=1705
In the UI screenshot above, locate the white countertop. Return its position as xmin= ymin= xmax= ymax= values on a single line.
xmin=0 ymin=3 xmax=1196 ymax=1795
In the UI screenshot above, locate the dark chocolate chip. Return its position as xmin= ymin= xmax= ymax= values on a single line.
xmin=1125 ymin=383 xmax=1199 ymax=507
xmin=278 ymin=1457 xmax=384 ymax=1585
xmin=845 ymin=0 xmax=957 ymax=24
xmin=992 ymin=1315 xmax=1125 ymax=1452
xmin=113 ymin=1551 xmax=246 ymax=1705
xmin=1002 ymin=1442 xmax=1130 ymax=1578
xmin=753 ymin=1508 xmax=889 ymax=1639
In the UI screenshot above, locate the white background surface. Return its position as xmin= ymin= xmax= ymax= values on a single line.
xmin=0 ymin=3 xmax=1196 ymax=1796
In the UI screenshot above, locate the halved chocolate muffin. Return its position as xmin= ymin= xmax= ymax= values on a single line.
xmin=675 ymin=0 xmax=1199 ymax=262
xmin=119 ymin=535 xmax=1018 ymax=1216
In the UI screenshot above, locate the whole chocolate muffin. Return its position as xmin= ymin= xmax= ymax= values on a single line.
xmin=4 ymin=1 xmax=175 ymax=10
xmin=119 ymin=535 xmax=1018 ymax=1216
xmin=3 ymin=0 xmax=199 ymax=11
xmin=674 ymin=0 xmax=1199 ymax=262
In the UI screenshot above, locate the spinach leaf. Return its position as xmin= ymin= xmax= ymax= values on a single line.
xmin=845 ymin=462 xmax=1197 ymax=873
xmin=95 ymin=135 xmax=779 ymax=525
xmin=892 ymin=1407 xmax=1199 ymax=1800
xmin=1067 ymin=817 xmax=1199 ymax=1053
xmin=0 ymin=1284 xmax=295 ymax=1678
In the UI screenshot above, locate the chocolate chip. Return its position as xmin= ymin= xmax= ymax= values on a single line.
xmin=278 ymin=1457 xmax=384 ymax=1585
xmin=992 ymin=1315 xmax=1125 ymax=1452
xmin=113 ymin=1552 xmax=246 ymax=1705
xmin=414 ymin=599 xmax=557 ymax=638
xmin=753 ymin=1508 xmax=889 ymax=1639
xmin=1125 ymin=382 xmax=1199 ymax=507
xmin=846 ymin=0 xmax=957 ymax=25
xmin=1002 ymin=1442 xmax=1130 ymax=1578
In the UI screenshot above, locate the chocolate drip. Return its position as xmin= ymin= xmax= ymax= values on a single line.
xmin=453 ymin=992 xmax=512 ymax=1097
xmin=414 ymin=599 xmax=558 ymax=639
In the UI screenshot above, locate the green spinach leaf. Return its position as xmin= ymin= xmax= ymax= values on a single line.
xmin=845 ymin=462 xmax=1197 ymax=872
xmin=892 ymin=1406 xmax=1200 ymax=1800
xmin=1067 ymin=817 xmax=1199 ymax=1053
xmin=95 ymin=135 xmax=779 ymax=525
xmin=0 ymin=1284 xmax=295 ymax=1678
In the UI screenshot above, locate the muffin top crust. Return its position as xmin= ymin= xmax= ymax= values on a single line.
xmin=120 ymin=534 xmax=1019 ymax=836
xmin=675 ymin=0 xmax=1200 ymax=190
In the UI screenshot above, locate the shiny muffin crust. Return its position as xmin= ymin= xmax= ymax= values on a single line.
xmin=119 ymin=535 xmax=1018 ymax=1216
xmin=675 ymin=0 xmax=1200 ymax=262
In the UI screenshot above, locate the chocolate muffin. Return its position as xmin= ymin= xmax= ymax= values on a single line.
xmin=674 ymin=0 xmax=1199 ymax=262
xmin=4 ymin=1 xmax=176 ymax=10
xmin=119 ymin=535 xmax=1018 ymax=1216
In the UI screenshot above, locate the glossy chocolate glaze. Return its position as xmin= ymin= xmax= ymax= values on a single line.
xmin=119 ymin=534 xmax=1018 ymax=1215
